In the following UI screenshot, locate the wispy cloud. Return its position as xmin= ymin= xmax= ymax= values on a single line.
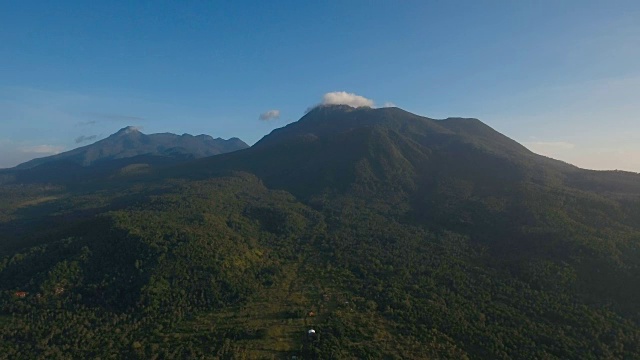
xmin=77 ymin=120 xmax=97 ymax=126
xmin=383 ymin=102 xmax=396 ymax=108
xmin=259 ymin=109 xmax=280 ymax=121
xmin=75 ymin=135 xmax=98 ymax=144
xmin=19 ymin=144 xmax=65 ymax=155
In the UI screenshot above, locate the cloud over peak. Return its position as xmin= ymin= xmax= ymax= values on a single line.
xmin=259 ymin=109 xmax=281 ymax=121
xmin=321 ymin=91 xmax=375 ymax=108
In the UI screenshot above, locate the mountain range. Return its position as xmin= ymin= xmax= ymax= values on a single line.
xmin=1 ymin=105 xmax=639 ymax=359
xmin=15 ymin=126 xmax=248 ymax=169
xmin=0 ymin=127 xmax=248 ymax=185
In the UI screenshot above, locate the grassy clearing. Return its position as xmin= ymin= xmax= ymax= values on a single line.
xmin=161 ymin=252 xmax=342 ymax=359
xmin=175 ymin=263 xmax=310 ymax=358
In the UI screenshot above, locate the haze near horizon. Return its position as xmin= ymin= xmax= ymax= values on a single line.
xmin=1 ymin=1 xmax=639 ymax=171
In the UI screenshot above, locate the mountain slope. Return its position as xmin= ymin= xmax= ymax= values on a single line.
xmin=179 ymin=104 xmax=640 ymax=315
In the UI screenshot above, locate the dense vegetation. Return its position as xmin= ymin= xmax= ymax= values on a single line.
xmin=1 ymin=106 xmax=640 ymax=359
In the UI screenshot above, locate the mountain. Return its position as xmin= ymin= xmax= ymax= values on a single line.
xmin=15 ymin=126 xmax=248 ymax=169
xmin=0 ymin=126 xmax=248 ymax=185
xmin=1 ymin=105 xmax=640 ymax=359
xmin=184 ymin=105 xmax=636 ymax=199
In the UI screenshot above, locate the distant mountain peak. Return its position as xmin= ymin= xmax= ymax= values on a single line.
xmin=306 ymin=104 xmax=362 ymax=114
xmin=14 ymin=127 xmax=249 ymax=170
xmin=114 ymin=126 xmax=142 ymax=136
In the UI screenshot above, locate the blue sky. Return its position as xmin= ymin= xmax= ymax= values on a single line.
xmin=1 ymin=1 xmax=639 ymax=170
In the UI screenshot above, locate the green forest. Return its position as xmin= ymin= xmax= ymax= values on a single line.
xmin=1 ymin=106 xmax=640 ymax=359
xmin=2 ymin=171 xmax=640 ymax=359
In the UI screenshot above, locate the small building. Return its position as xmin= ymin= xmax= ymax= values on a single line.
xmin=307 ymin=329 xmax=317 ymax=339
xmin=14 ymin=291 xmax=28 ymax=298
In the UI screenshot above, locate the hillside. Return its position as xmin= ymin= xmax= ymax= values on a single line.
xmin=1 ymin=106 xmax=640 ymax=359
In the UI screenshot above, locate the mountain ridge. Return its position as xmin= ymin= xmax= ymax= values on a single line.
xmin=14 ymin=126 xmax=248 ymax=170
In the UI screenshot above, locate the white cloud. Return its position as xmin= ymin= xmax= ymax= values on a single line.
xmin=19 ymin=144 xmax=65 ymax=155
xmin=259 ymin=109 xmax=280 ymax=121
xmin=383 ymin=102 xmax=396 ymax=108
xmin=321 ymin=91 xmax=375 ymax=108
